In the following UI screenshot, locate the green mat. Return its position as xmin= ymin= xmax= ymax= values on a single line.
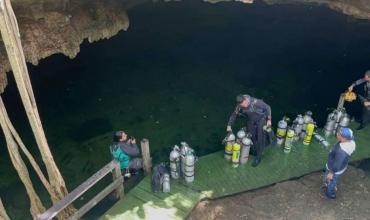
xmin=100 ymin=124 xmax=370 ymax=220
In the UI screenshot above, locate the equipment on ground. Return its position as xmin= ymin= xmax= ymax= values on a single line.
xmin=313 ymin=132 xmax=330 ymax=149
xmin=232 ymin=142 xmax=241 ymax=168
xmin=236 ymin=129 xmax=246 ymax=143
xmin=324 ymin=112 xmax=336 ymax=137
xmin=284 ymin=128 xmax=295 ymax=153
xmin=184 ymin=152 xmax=195 ymax=183
xmin=169 ymin=145 xmax=181 ymax=179
xmin=240 ymin=134 xmax=253 ymax=164
xmin=334 ymin=108 xmax=345 ymax=132
xmin=223 ymin=133 xmax=235 ymax=161
xmin=151 ymin=163 xmax=168 ymax=192
xmin=339 ymin=113 xmax=351 ymax=128
xmin=162 ymin=173 xmax=171 ymax=193
xmin=303 ymin=122 xmax=315 ymax=146
xmin=276 ymin=117 xmax=288 ymax=146
xmin=292 ymin=114 xmax=304 ymax=141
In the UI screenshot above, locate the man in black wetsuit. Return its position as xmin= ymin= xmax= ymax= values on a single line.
xmin=227 ymin=94 xmax=272 ymax=167
xmin=348 ymin=70 xmax=370 ymax=130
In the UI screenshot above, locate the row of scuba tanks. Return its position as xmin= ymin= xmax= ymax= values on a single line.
xmin=223 ymin=128 xmax=253 ymax=167
xmin=169 ymin=142 xmax=196 ymax=183
xmin=276 ymin=108 xmax=351 ymax=152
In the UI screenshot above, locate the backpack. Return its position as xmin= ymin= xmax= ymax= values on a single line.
xmin=151 ymin=163 xmax=168 ymax=192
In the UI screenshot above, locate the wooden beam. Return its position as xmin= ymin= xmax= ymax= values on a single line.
xmin=67 ymin=177 xmax=123 ymax=220
xmin=36 ymin=160 xmax=119 ymax=220
xmin=111 ymin=160 xmax=124 ymax=200
xmin=140 ymin=139 xmax=152 ymax=174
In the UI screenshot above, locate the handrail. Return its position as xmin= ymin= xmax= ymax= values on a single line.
xmin=36 ymin=160 xmax=122 ymax=220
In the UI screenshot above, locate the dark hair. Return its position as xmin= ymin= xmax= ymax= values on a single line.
xmin=113 ymin=131 xmax=124 ymax=142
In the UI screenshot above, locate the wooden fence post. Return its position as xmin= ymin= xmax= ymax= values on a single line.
xmin=111 ymin=160 xmax=124 ymax=200
xmin=140 ymin=139 xmax=152 ymax=174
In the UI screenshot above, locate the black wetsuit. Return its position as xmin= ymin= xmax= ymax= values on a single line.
xmin=352 ymin=79 xmax=370 ymax=126
xmin=228 ymin=97 xmax=272 ymax=160
xmin=112 ymin=141 xmax=143 ymax=171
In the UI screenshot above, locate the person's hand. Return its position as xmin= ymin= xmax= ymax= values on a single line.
xmin=226 ymin=126 xmax=232 ymax=132
xmin=348 ymin=85 xmax=354 ymax=92
xmin=364 ymin=101 xmax=370 ymax=107
xmin=326 ymin=172 xmax=334 ymax=180
xmin=131 ymin=138 xmax=136 ymax=144
xmin=266 ymin=119 xmax=272 ymax=127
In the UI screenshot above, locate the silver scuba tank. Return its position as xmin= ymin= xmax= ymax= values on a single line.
xmin=184 ymin=152 xmax=195 ymax=183
xmin=236 ymin=129 xmax=246 ymax=143
xmin=169 ymin=145 xmax=181 ymax=179
xmin=324 ymin=112 xmax=336 ymax=137
xmin=240 ymin=134 xmax=253 ymax=165
xmin=334 ymin=108 xmax=345 ymax=132
xmin=162 ymin=173 xmax=171 ymax=193
xmin=180 ymin=142 xmax=192 ymax=177
xmin=313 ymin=132 xmax=330 ymax=149
xmin=292 ymin=114 xmax=304 ymax=141
xmin=339 ymin=113 xmax=350 ymax=128
xmin=276 ymin=117 xmax=288 ymax=146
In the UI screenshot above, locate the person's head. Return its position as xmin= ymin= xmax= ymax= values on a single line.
xmin=236 ymin=94 xmax=250 ymax=108
xmin=336 ymin=127 xmax=354 ymax=142
xmin=113 ymin=131 xmax=128 ymax=142
xmin=364 ymin=70 xmax=370 ymax=81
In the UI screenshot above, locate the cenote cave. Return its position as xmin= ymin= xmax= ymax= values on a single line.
xmin=1 ymin=0 xmax=370 ymax=219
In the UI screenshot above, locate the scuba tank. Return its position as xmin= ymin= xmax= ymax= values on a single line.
xmin=303 ymin=122 xmax=315 ymax=146
xmin=339 ymin=113 xmax=350 ymax=128
xmin=236 ymin=129 xmax=246 ymax=143
xmin=169 ymin=145 xmax=181 ymax=179
xmin=284 ymin=128 xmax=295 ymax=153
xmin=292 ymin=114 xmax=304 ymax=141
xmin=301 ymin=111 xmax=313 ymax=139
xmin=162 ymin=173 xmax=171 ymax=192
xmin=184 ymin=152 xmax=195 ymax=183
xmin=276 ymin=117 xmax=288 ymax=146
xmin=334 ymin=108 xmax=345 ymax=132
xmin=324 ymin=112 xmax=336 ymax=137
xmin=240 ymin=134 xmax=253 ymax=165
xmin=180 ymin=142 xmax=193 ymax=177
xmin=313 ymin=132 xmax=330 ymax=149
xmin=232 ymin=142 xmax=241 ymax=168
xmin=223 ymin=133 xmax=235 ymax=161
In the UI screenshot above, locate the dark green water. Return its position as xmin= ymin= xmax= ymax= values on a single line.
xmin=1 ymin=0 xmax=370 ymax=219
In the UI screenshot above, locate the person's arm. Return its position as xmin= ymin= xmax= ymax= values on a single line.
xmin=255 ymin=99 xmax=272 ymax=122
xmin=349 ymin=78 xmax=366 ymax=91
xmin=120 ymin=142 xmax=140 ymax=157
xmin=227 ymin=106 xmax=239 ymax=131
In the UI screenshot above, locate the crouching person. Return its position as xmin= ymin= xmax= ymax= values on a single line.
xmin=111 ymin=131 xmax=143 ymax=178
xmin=322 ymin=127 xmax=356 ymax=199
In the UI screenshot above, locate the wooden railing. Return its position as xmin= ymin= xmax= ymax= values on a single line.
xmin=36 ymin=160 xmax=123 ymax=220
xmin=36 ymin=139 xmax=152 ymax=220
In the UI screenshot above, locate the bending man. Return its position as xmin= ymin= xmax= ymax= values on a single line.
xmin=348 ymin=70 xmax=370 ymax=130
xmin=227 ymin=94 xmax=272 ymax=167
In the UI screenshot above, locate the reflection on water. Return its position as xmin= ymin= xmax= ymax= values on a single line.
xmin=1 ymin=0 xmax=370 ymax=219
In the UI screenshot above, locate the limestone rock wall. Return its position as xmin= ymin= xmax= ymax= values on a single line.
xmin=0 ymin=0 xmax=130 ymax=93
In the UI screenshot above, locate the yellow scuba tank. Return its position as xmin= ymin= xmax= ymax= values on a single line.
xmin=223 ymin=133 xmax=235 ymax=161
xmin=303 ymin=123 xmax=315 ymax=146
xmin=284 ymin=128 xmax=295 ymax=153
xmin=232 ymin=142 xmax=241 ymax=168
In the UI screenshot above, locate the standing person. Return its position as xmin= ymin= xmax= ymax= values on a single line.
xmin=321 ymin=127 xmax=356 ymax=199
xmin=348 ymin=70 xmax=370 ymax=130
xmin=227 ymin=94 xmax=272 ymax=167
xmin=111 ymin=131 xmax=143 ymax=178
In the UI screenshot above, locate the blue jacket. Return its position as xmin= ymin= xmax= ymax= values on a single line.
xmin=326 ymin=140 xmax=356 ymax=175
